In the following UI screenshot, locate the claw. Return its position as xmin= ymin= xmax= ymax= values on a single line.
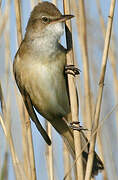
xmin=69 ymin=121 xmax=88 ymax=131
xmin=65 ymin=65 xmax=81 ymax=76
xmin=70 ymin=121 xmax=80 ymax=125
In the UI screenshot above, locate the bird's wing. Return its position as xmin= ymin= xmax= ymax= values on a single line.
xmin=22 ymin=89 xmax=51 ymax=145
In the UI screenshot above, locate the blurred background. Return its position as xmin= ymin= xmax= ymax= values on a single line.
xmin=0 ymin=0 xmax=118 ymax=179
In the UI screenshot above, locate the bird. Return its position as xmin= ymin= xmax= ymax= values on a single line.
xmin=13 ymin=1 xmax=104 ymax=177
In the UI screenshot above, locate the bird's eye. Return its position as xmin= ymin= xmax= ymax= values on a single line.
xmin=42 ymin=16 xmax=49 ymax=23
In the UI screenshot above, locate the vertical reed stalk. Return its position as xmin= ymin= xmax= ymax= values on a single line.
xmin=77 ymin=0 xmax=92 ymax=136
xmin=15 ymin=94 xmax=32 ymax=180
xmin=63 ymin=143 xmax=72 ymax=180
xmin=0 ymin=0 xmax=10 ymax=37
xmin=97 ymin=134 xmax=108 ymax=180
xmin=72 ymin=0 xmax=92 ymax=139
xmin=63 ymin=0 xmax=84 ymax=179
xmin=46 ymin=124 xmax=54 ymax=180
xmin=96 ymin=0 xmax=118 ymax=177
xmin=96 ymin=0 xmax=118 ymax=133
xmin=14 ymin=0 xmax=22 ymax=45
xmin=0 ymin=84 xmax=25 ymax=180
xmin=4 ymin=15 xmax=24 ymax=180
xmin=85 ymin=0 xmax=116 ymax=179
xmin=14 ymin=0 xmax=36 ymax=179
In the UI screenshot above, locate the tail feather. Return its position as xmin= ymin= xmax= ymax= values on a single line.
xmin=62 ymin=126 xmax=104 ymax=177
xmin=49 ymin=117 xmax=104 ymax=177
xmin=92 ymin=152 xmax=104 ymax=176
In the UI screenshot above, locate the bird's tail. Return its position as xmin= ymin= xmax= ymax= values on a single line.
xmin=57 ymin=119 xmax=104 ymax=177
xmin=50 ymin=117 xmax=104 ymax=176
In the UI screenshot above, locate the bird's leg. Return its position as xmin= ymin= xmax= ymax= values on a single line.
xmin=65 ymin=65 xmax=81 ymax=76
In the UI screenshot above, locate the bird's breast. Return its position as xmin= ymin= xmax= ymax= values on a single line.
xmin=23 ymin=56 xmax=70 ymax=120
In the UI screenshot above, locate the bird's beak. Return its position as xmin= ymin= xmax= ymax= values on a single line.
xmin=50 ymin=15 xmax=74 ymax=24
xmin=59 ymin=15 xmax=74 ymax=22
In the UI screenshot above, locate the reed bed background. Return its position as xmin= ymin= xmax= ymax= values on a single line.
xmin=0 ymin=0 xmax=118 ymax=179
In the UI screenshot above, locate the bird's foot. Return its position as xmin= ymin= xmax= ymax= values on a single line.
xmin=65 ymin=65 xmax=81 ymax=76
xmin=69 ymin=121 xmax=88 ymax=131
